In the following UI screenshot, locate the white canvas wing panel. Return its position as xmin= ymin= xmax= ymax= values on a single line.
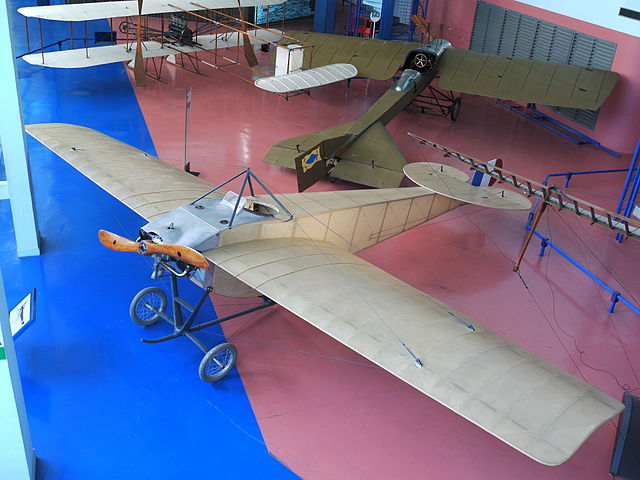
xmin=204 ymin=237 xmax=624 ymax=466
xmin=22 ymin=30 xmax=283 ymax=68
xmin=25 ymin=123 xmax=217 ymax=221
xmin=18 ymin=0 xmax=284 ymax=21
xmin=404 ymin=162 xmax=531 ymax=210
xmin=254 ymin=64 xmax=358 ymax=93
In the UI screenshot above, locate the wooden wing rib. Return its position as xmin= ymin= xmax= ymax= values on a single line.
xmin=204 ymin=237 xmax=623 ymax=466
xmin=18 ymin=0 xmax=284 ymax=21
xmin=26 ymin=123 xmax=217 ymax=221
xmin=437 ymin=49 xmax=619 ymax=110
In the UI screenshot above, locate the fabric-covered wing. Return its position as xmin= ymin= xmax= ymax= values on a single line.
xmin=254 ymin=64 xmax=358 ymax=93
xmin=288 ymin=31 xmax=419 ymax=80
xmin=26 ymin=123 xmax=216 ymax=221
xmin=205 ymin=237 xmax=623 ymax=466
xmin=437 ymin=49 xmax=619 ymax=110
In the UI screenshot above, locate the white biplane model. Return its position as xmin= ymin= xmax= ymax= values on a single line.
xmin=27 ymin=122 xmax=624 ymax=467
xmin=18 ymin=0 xmax=300 ymax=86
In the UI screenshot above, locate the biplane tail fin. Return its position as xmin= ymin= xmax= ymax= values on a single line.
xmin=263 ymin=121 xmax=406 ymax=192
xmin=403 ymin=162 xmax=531 ymax=210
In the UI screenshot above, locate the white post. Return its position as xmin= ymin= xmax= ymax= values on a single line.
xmin=0 ymin=268 xmax=35 ymax=480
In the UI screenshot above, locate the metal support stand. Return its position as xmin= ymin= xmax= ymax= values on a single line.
xmin=523 ymin=214 xmax=640 ymax=316
xmin=497 ymin=101 xmax=620 ymax=157
xmin=615 ymin=138 xmax=640 ymax=243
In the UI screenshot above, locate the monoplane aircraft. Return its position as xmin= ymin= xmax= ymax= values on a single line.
xmin=18 ymin=0 xmax=290 ymax=86
xmin=26 ymin=122 xmax=624 ymax=467
xmin=262 ymin=34 xmax=619 ymax=191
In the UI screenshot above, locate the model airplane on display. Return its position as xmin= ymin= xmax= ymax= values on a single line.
xmin=26 ymin=122 xmax=624 ymax=467
xmin=262 ymin=33 xmax=620 ymax=192
xmin=18 ymin=0 xmax=292 ymax=86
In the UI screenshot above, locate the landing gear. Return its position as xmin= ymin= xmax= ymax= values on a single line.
xmin=199 ymin=343 xmax=237 ymax=382
xmin=449 ymin=97 xmax=461 ymax=122
xmin=409 ymin=85 xmax=461 ymax=121
xmin=130 ymin=287 xmax=167 ymax=326
xmin=128 ymin=260 xmax=275 ymax=383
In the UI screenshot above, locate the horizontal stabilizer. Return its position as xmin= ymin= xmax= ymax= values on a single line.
xmin=331 ymin=122 xmax=406 ymax=189
xmin=264 ymin=121 xmax=407 ymax=191
xmin=254 ymin=64 xmax=358 ymax=93
xmin=437 ymin=49 xmax=619 ymax=110
xmin=404 ymin=162 xmax=531 ymax=210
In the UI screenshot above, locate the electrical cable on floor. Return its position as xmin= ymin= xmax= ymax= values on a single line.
xmin=545 ymin=208 xmax=640 ymax=391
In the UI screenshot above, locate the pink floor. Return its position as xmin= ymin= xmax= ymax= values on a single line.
xmin=130 ymin=52 xmax=639 ymax=479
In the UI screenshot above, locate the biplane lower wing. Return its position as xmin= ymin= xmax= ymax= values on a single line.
xmin=22 ymin=30 xmax=284 ymax=69
xmin=205 ymin=236 xmax=623 ymax=466
xmin=25 ymin=123 xmax=216 ymax=221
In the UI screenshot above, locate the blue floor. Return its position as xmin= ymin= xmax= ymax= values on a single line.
xmin=2 ymin=2 xmax=298 ymax=478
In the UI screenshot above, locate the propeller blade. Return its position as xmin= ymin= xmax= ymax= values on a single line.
xmin=98 ymin=230 xmax=210 ymax=270
xmin=144 ymin=243 xmax=210 ymax=270
xmin=410 ymin=14 xmax=430 ymax=36
xmin=134 ymin=0 xmax=147 ymax=87
xmin=98 ymin=229 xmax=139 ymax=252
xmin=237 ymin=3 xmax=259 ymax=67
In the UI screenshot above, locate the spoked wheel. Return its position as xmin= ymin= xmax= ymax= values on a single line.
xmin=411 ymin=52 xmax=431 ymax=73
xmin=199 ymin=343 xmax=237 ymax=383
xmin=449 ymin=97 xmax=461 ymax=122
xmin=129 ymin=287 xmax=167 ymax=326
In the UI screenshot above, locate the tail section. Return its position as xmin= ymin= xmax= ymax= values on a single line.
xmin=263 ymin=121 xmax=407 ymax=191
xmin=470 ymin=158 xmax=503 ymax=186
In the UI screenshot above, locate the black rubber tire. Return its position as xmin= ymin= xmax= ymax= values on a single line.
xmin=449 ymin=97 xmax=461 ymax=122
xmin=199 ymin=343 xmax=238 ymax=383
xmin=129 ymin=287 xmax=167 ymax=326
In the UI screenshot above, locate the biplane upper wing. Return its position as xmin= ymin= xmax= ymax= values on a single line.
xmin=205 ymin=236 xmax=624 ymax=466
xmin=25 ymin=123 xmax=217 ymax=221
xmin=18 ymin=0 xmax=284 ymax=21
xmin=287 ymin=31 xmax=419 ymax=80
xmin=436 ymin=48 xmax=619 ymax=110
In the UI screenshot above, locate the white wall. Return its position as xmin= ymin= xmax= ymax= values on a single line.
xmin=516 ymin=0 xmax=640 ymax=37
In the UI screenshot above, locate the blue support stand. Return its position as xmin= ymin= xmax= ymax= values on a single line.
xmin=313 ymin=0 xmax=337 ymax=33
xmin=378 ymin=0 xmax=395 ymax=40
xmin=615 ymin=138 xmax=640 ymax=243
xmin=497 ymin=101 xmax=620 ymax=158
xmin=528 ymin=223 xmax=639 ymax=315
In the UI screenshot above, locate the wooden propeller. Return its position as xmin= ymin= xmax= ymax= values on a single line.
xmin=236 ymin=1 xmax=259 ymax=67
xmin=133 ymin=0 xmax=147 ymax=87
xmin=98 ymin=230 xmax=209 ymax=270
xmin=410 ymin=14 xmax=430 ymax=39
